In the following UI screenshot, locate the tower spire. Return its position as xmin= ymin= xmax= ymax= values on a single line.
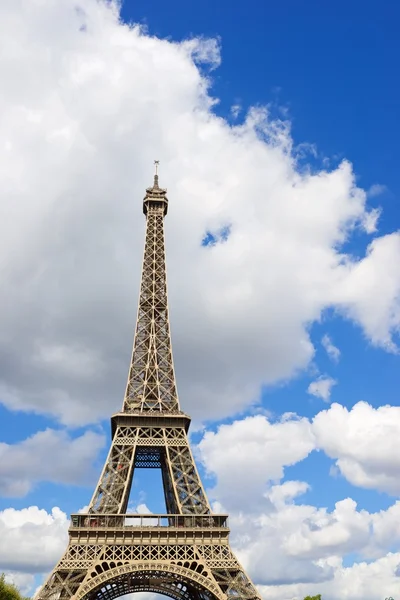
xmin=154 ymin=159 xmax=159 ymax=188
xmin=124 ymin=164 xmax=177 ymax=412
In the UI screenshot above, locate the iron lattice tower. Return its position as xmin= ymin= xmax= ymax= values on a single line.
xmin=35 ymin=166 xmax=261 ymax=600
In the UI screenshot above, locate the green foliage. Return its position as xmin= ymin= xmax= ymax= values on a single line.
xmin=303 ymin=596 xmax=322 ymax=600
xmin=0 ymin=574 xmax=29 ymax=600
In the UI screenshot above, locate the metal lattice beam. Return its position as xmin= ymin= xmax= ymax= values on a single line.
xmin=123 ymin=176 xmax=179 ymax=414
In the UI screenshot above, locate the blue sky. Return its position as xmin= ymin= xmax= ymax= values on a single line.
xmin=123 ymin=0 xmax=400 ymax=198
xmin=0 ymin=1 xmax=400 ymax=599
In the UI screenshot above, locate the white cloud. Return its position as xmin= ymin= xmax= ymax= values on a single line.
xmin=199 ymin=400 xmax=400 ymax=502
xmin=180 ymin=37 xmax=221 ymax=69
xmin=196 ymin=407 xmax=400 ymax=597
xmin=0 ymin=506 xmax=69 ymax=573
xmin=219 ymin=480 xmax=400 ymax=596
xmin=367 ymin=183 xmax=387 ymax=198
xmin=313 ymin=401 xmax=400 ymax=495
xmin=0 ymin=428 xmax=105 ymax=496
xmin=281 ymin=497 xmax=371 ymax=560
xmin=361 ymin=206 xmax=381 ymax=233
xmin=308 ymin=376 xmax=337 ymax=401
xmin=332 ymin=233 xmax=400 ymax=352
xmin=197 ymin=414 xmax=315 ymax=508
xmin=0 ymin=1 xmax=398 ymax=427
xmin=258 ymin=553 xmax=400 ymax=600
xmin=321 ymin=334 xmax=341 ymax=362
xmin=231 ymin=103 xmax=242 ymax=119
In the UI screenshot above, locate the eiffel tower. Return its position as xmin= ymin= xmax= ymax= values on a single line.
xmin=36 ymin=164 xmax=261 ymax=600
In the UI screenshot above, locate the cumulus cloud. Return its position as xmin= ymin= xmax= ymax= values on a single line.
xmin=258 ymin=552 xmax=400 ymax=600
xmin=361 ymin=206 xmax=381 ymax=233
xmin=0 ymin=0 xmax=399 ymax=426
xmin=197 ymin=414 xmax=315 ymax=508
xmin=321 ymin=334 xmax=341 ymax=362
xmin=313 ymin=401 xmax=400 ymax=495
xmin=195 ymin=404 xmax=400 ymax=596
xmin=213 ymin=475 xmax=400 ymax=596
xmin=332 ymin=233 xmax=400 ymax=351
xmin=230 ymin=493 xmax=383 ymax=588
xmin=199 ymin=400 xmax=400 ymax=502
xmin=0 ymin=506 xmax=69 ymax=573
xmin=0 ymin=428 xmax=105 ymax=496
xmin=307 ymin=376 xmax=337 ymax=401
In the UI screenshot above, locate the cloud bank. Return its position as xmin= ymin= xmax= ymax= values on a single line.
xmin=0 ymin=0 xmax=399 ymax=428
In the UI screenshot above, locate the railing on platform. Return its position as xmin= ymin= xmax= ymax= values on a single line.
xmin=70 ymin=513 xmax=229 ymax=529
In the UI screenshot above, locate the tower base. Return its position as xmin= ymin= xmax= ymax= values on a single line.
xmin=36 ymin=514 xmax=260 ymax=600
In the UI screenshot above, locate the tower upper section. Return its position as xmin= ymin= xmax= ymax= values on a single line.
xmin=143 ymin=162 xmax=168 ymax=216
xmin=123 ymin=164 xmax=180 ymax=414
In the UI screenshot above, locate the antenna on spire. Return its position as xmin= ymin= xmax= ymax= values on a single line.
xmin=154 ymin=160 xmax=160 ymax=188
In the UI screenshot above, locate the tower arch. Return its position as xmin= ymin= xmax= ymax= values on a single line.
xmin=75 ymin=563 xmax=225 ymax=600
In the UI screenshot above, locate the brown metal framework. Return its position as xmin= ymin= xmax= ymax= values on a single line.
xmin=35 ymin=167 xmax=261 ymax=600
